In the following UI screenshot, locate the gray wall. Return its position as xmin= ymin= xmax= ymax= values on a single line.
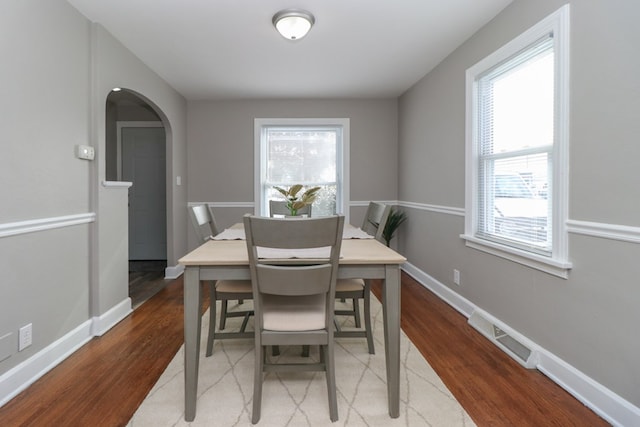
xmin=0 ymin=0 xmax=187 ymax=383
xmin=3 ymin=0 xmax=638 ymax=419
xmin=186 ymin=99 xmax=398 ymax=248
xmin=398 ymin=0 xmax=640 ymax=408
xmin=0 ymin=0 xmax=93 ymax=372
xmin=93 ymin=25 xmax=188 ymax=269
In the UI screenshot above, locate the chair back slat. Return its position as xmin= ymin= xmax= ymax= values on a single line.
xmin=256 ymin=264 xmax=332 ymax=296
xmin=248 ymin=217 xmax=340 ymax=249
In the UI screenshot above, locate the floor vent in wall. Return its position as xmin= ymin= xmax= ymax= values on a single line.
xmin=468 ymin=309 xmax=538 ymax=369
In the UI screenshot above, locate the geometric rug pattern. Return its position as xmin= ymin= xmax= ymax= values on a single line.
xmin=127 ymin=296 xmax=476 ymax=426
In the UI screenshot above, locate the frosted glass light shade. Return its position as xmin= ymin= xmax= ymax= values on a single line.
xmin=272 ymin=9 xmax=315 ymax=40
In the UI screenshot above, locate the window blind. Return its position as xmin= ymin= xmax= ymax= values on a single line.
xmin=476 ymin=35 xmax=554 ymax=254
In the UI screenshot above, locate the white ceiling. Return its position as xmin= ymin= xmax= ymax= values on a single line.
xmin=67 ymin=0 xmax=512 ymax=100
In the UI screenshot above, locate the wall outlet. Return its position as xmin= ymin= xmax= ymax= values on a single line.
xmin=19 ymin=323 xmax=32 ymax=351
xmin=453 ymin=269 xmax=461 ymax=286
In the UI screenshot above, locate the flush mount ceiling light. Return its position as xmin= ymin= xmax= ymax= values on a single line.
xmin=272 ymin=9 xmax=315 ymax=40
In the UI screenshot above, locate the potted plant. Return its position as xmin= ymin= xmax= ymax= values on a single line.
xmin=382 ymin=207 xmax=407 ymax=246
xmin=273 ymin=184 xmax=321 ymax=216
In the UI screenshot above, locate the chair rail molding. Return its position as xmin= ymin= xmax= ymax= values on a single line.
xmin=398 ymin=200 xmax=465 ymax=217
xmin=0 ymin=213 xmax=96 ymax=239
xmin=396 ymin=200 xmax=640 ymax=245
xmin=185 ymin=201 xmax=640 ymax=245
xmin=567 ymin=219 xmax=640 ymax=244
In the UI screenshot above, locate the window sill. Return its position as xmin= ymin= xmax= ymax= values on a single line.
xmin=460 ymin=234 xmax=572 ymax=279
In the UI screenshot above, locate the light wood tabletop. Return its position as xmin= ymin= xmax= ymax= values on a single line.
xmin=179 ymin=223 xmax=406 ymax=422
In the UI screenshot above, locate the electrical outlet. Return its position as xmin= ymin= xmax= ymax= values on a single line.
xmin=453 ymin=269 xmax=460 ymax=286
xmin=19 ymin=323 xmax=32 ymax=351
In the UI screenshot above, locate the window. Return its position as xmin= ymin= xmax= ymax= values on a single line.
xmin=254 ymin=118 xmax=349 ymax=219
xmin=463 ymin=5 xmax=571 ymax=277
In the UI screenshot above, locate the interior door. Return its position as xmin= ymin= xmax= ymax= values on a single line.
xmin=121 ymin=126 xmax=167 ymax=260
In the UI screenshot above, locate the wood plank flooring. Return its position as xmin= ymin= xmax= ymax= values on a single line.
xmin=0 ymin=273 xmax=609 ymax=426
xmin=128 ymin=260 xmax=169 ymax=309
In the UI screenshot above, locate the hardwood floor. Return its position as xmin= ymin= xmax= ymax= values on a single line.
xmin=128 ymin=260 xmax=169 ymax=309
xmin=0 ymin=273 xmax=608 ymax=426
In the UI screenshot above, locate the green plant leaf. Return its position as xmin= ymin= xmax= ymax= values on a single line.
xmin=382 ymin=207 xmax=408 ymax=246
xmin=274 ymin=187 xmax=289 ymax=197
xmin=288 ymin=184 xmax=303 ymax=198
xmin=272 ymin=184 xmax=319 ymax=215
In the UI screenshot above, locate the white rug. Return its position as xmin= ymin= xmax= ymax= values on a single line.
xmin=128 ymin=297 xmax=476 ymax=427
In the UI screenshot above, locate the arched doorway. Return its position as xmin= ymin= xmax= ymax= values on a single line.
xmin=105 ymin=89 xmax=169 ymax=308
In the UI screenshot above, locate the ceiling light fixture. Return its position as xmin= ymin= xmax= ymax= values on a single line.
xmin=272 ymin=9 xmax=315 ymax=40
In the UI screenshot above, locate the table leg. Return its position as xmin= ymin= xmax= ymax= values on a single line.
xmin=184 ymin=267 xmax=202 ymax=421
xmin=382 ymin=264 xmax=401 ymax=418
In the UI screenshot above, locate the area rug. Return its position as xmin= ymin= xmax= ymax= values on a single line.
xmin=127 ymin=297 xmax=476 ymax=426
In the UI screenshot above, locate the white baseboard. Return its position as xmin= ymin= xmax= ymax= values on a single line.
xmin=0 ymin=298 xmax=133 ymax=408
xmin=401 ymin=261 xmax=640 ymax=427
xmin=0 ymin=320 xmax=93 ymax=407
xmin=91 ymin=298 xmax=132 ymax=336
xmin=402 ymin=262 xmax=475 ymax=318
xmin=165 ymin=264 xmax=184 ymax=279
xmin=537 ymin=352 xmax=640 ymax=427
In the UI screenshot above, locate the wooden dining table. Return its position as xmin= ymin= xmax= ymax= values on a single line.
xmin=178 ymin=223 xmax=406 ymax=421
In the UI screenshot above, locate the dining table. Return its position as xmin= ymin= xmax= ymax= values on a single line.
xmin=178 ymin=222 xmax=406 ymax=421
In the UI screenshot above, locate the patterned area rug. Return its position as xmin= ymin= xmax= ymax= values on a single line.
xmin=127 ymin=297 xmax=476 ymax=426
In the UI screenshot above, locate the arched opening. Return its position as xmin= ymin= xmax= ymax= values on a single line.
xmin=105 ymin=89 xmax=170 ymax=308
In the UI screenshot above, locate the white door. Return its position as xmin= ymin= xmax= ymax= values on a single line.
xmin=121 ymin=126 xmax=166 ymax=260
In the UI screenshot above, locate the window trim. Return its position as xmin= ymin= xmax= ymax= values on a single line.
xmin=462 ymin=5 xmax=572 ymax=278
xmin=254 ymin=118 xmax=350 ymax=222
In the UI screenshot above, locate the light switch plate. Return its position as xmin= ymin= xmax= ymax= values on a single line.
xmin=19 ymin=324 xmax=32 ymax=351
xmin=75 ymin=144 xmax=95 ymax=160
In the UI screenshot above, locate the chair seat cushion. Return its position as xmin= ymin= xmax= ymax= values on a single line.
xmin=335 ymin=278 xmax=365 ymax=292
xmin=262 ymin=294 xmax=326 ymax=331
xmin=215 ymin=280 xmax=253 ymax=293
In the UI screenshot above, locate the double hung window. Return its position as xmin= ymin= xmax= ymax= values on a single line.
xmin=254 ymin=118 xmax=349 ymax=219
xmin=463 ymin=6 xmax=571 ymax=277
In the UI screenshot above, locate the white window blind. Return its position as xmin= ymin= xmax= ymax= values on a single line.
xmin=476 ymin=36 xmax=554 ymax=255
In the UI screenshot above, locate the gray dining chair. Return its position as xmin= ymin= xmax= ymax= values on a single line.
xmin=334 ymin=201 xmax=391 ymax=354
xmin=269 ymin=200 xmax=312 ymax=217
xmin=244 ymin=214 xmax=344 ymax=424
xmin=360 ymin=201 xmax=391 ymax=243
xmin=188 ymin=204 xmax=253 ymax=356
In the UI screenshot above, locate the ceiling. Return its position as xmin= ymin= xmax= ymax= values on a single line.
xmin=67 ymin=0 xmax=512 ymax=101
